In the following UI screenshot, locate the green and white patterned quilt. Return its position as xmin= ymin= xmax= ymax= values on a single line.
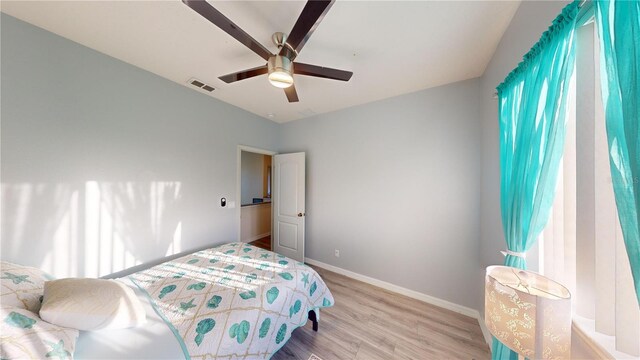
xmin=129 ymin=242 xmax=334 ymax=360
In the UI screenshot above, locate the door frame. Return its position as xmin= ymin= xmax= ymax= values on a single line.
xmin=236 ymin=145 xmax=277 ymax=247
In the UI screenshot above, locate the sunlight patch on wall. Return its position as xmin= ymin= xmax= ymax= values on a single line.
xmin=1 ymin=181 xmax=183 ymax=278
xmin=42 ymin=189 xmax=80 ymax=277
xmin=166 ymin=222 xmax=183 ymax=256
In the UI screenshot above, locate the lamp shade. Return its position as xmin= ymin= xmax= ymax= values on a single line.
xmin=485 ymin=266 xmax=571 ymax=359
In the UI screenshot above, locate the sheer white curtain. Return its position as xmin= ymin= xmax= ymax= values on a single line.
xmin=540 ymin=22 xmax=639 ymax=357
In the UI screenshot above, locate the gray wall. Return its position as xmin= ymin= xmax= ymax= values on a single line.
xmin=278 ymin=79 xmax=483 ymax=310
xmin=240 ymin=151 xmax=265 ymax=205
xmin=0 ymin=13 xmax=279 ymax=278
xmin=478 ymin=1 xmax=570 ymax=307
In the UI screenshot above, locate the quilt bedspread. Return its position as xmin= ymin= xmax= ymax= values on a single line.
xmin=129 ymin=242 xmax=334 ymax=360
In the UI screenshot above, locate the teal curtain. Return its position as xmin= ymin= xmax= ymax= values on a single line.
xmin=595 ymin=0 xmax=640 ymax=306
xmin=493 ymin=2 xmax=579 ymax=358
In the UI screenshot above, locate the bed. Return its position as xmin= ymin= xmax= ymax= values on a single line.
xmin=74 ymin=242 xmax=334 ymax=359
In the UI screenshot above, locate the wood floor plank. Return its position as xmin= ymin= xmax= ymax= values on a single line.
xmin=323 ymin=310 xmax=396 ymax=357
xmin=272 ymin=265 xmax=490 ymax=360
xmin=354 ymin=341 xmax=395 ymax=360
xmin=248 ymin=235 xmax=271 ymax=251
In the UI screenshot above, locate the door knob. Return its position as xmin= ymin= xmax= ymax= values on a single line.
xmin=297 ymin=212 xmax=305 ymax=217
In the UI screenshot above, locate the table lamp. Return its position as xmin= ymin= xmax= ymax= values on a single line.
xmin=485 ymin=265 xmax=572 ymax=359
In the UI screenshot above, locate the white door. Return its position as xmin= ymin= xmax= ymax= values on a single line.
xmin=272 ymin=152 xmax=305 ymax=262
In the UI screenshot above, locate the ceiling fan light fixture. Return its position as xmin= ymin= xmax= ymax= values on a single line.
xmin=268 ymin=55 xmax=294 ymax=88
xmin=268 ymin=72 xmax=294 ymax=88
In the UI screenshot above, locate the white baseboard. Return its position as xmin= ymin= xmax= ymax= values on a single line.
xmin=478 ymin=315 xmax=493 ymax=349
xmin=242 ymin=232 xmax=271 ymax=243
xmin=305 ymin=258 xmax=492 ymax=346
xmin=305 ymin=258 xmax=478 ymax=317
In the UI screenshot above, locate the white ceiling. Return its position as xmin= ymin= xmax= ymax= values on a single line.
xmin=1 ymin=0 xmax=520 ymax=123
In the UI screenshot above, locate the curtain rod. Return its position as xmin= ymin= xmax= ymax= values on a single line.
xmin=576 ymin=0 xmax=594 ymax=26
xmin=493 ymin=0 xmax=593 ymax=99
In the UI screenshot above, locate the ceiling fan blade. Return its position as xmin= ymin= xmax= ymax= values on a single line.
xmin=284 ymin=84 xmax=299 ymax=103
xmin=182 ymin=0 xmax=273 ymax=61
xmin=219 ymin=65 xmax=268 ymax=83
xmin=279 ymin=0 xmax=334 ymax=60
xmin=294 ymin=62 xmax=352 ymax=81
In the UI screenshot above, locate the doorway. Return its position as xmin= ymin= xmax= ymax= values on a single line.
xmin=238 ymin=146 xmax=275 ymax=251
xmin=237 ymin=146 xmax=307 ymax=261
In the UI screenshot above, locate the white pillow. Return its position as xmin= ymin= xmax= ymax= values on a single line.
xmin=0 ymin=307 xmax=79 ymax=359
xmin=40 ymin=278 xmax=146 ymax=331
xmin=1 ymin=261 xmax=51 ymax=312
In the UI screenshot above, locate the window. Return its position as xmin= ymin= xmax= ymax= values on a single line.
xmin=538 ymin=21 xmax=640 ymax=358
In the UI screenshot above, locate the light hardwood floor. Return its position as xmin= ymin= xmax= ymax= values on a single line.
xmin=274 ymin=265 xmax=490 ymax=360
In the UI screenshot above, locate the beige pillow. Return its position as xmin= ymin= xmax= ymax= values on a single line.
xmin=40 ymin=278 xmax=146 ymax=331
xmin=1 ymin=307 xmax=79 ymax=359
xmin=1 ymin=261 xmax=51 ymax=312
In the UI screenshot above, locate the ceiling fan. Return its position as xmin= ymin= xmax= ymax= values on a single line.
xmin=182 ymin=0 xmax=353 ymax=103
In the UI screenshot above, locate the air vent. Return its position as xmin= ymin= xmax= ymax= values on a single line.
xmin=191 ymin=79 xmax=205 ymax=87
xmin=187 ymin=78 xmax=215 ymax=93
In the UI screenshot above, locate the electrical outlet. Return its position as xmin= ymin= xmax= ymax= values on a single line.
xmin=334 ymin=249 xmax=340 ymax=258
